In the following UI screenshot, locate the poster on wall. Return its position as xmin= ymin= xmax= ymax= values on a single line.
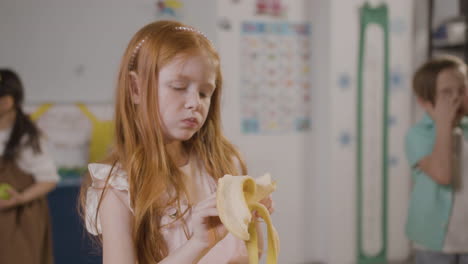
xmin=156 ymin=0 xmax=184 ymax=18
xmin=255 ymin=0 xmax=287 ymax=17
xmin=24 ymin=103 xmax=114 ymax=183
xmin=240 ymin=21 xmax=311 ymax=134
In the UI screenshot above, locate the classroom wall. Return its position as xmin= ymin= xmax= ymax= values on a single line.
xmin=327 ymin=0 xmax=413 ymax=263
xmin=218 ymin=1 xmax=414 ymax=263
xmin=217 ymin=1 xmax=311 ymax=263
xmin=0 ymin=0 xmax=216 ymax=103
xmin=1 ymin=0 xmax=418 ymax=263
xmin=306 ymin=0 xmax=333 ymax=262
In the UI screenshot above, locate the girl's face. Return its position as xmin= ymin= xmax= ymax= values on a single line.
xmin=157 ymin=52 xmax=217 ymax=142
xmin=0 ymin=95 xmax=14 ymax=118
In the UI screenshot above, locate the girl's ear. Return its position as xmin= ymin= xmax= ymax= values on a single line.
xmin=129 ymin=71 xmax=142 ymax=104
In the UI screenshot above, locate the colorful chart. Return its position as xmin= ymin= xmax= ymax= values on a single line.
xmin=240 ymin=21 xmax=312 ymax=134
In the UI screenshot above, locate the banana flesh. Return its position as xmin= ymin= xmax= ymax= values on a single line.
xmin=217 ymin=173 xmax=279 ymax=263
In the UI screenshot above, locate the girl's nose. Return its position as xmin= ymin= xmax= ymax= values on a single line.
xmin=184 ymin=92 xmax=201 ymax=110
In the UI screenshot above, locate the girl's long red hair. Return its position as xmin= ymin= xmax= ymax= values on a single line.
xmin=79 ymin=20 xmax=247 ymax=263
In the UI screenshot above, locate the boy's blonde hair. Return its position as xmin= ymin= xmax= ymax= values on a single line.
xmin=413 ymin=55 xmax=467 ymax=104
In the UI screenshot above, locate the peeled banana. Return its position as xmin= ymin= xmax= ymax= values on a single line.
xmin=217 ymin=173 xmax=279 ymax=264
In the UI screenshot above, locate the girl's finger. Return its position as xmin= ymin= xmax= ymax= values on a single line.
xmin=6 ymin=188 xmax=18 ymax=196
xmin=269 ymin=200 xmax=275 ymax=214
xmin=269 ymin=207 xmax=275 ymax=214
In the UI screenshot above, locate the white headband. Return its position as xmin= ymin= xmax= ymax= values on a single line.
xmin=128 ymin=26 xmax=212 ymax=70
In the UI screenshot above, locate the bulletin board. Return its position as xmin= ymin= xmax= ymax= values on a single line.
xmin=24 ymin=103 xmax=114 ymax=178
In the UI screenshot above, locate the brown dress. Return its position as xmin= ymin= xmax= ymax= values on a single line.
xmin=0 ymin=160 xmax=54 ymax=264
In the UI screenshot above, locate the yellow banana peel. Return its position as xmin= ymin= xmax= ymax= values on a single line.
xmin=217 ymin=173 xmax=279 ymax=264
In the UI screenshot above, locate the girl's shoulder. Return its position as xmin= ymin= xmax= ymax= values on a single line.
xmin=85 ymin=163 xmax=132 ymax=236
xmin=88 ymin=162 xmax=129 ymax=191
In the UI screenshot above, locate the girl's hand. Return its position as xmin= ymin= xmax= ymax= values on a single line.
xmin=0 ymin=188 xmax=23 ymax=211
xmin=190 ymin=193 xmax=228 ymax=249
xmin=254 ymin=195 xmax=275 ymax=218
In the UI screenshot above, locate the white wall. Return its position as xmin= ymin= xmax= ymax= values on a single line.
xmin=217 ymin=1 xmax=311 ymax=262
xmin=0 ymin=0 xmax=216 ymax=103
xmin=306 ymin=0 xmax=332 ymax=262
xmin=309 ymin=0 xmax=414 ymax=263
xmin=220 ymin=1 xmax=413 ymax=263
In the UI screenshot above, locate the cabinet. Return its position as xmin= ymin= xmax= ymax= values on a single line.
xmin=428 ymin=0 xmax=468 ymax=61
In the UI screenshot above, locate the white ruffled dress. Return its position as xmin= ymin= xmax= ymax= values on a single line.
xmin=84 ymin=156 xmax=248 ymax=263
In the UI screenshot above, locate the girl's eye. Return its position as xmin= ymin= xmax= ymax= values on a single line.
xmin=171 ymin=84 xmax=186 ymax=90
xmin=200 ymin=90 xmax=214 ymax=99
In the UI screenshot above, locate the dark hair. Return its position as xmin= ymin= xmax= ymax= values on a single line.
xmin=0 ymin=69 xmax=41 ymax=161
xmin=413 ymin=55 xmax=467 ymax=105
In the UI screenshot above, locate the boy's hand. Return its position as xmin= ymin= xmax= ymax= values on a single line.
xmin=429 ymin=93 xmax=461 ymax=127
xmin=462 ymin=94 xmax=468 ymax=116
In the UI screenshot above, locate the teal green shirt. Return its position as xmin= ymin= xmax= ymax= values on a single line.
xmin=405 ymin=114 xmax=468 ymax=250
